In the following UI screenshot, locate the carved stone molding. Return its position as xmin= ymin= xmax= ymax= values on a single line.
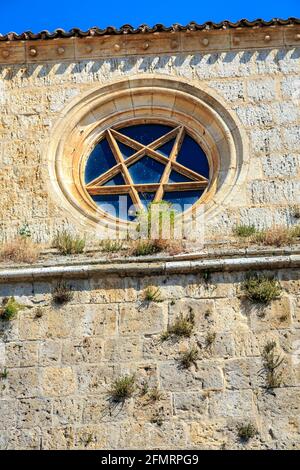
xmin=0 ymin=26 xmax=300 ymax=65
xmin=47 ymin=74 xmax=248 ymax=233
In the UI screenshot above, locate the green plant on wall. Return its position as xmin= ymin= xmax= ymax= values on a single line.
xmin=262 ymin=341 xmax=284 ymax=389
xmin=179 ymin=346 xmax=199 ymax=369
xmin=52 ymin=229 xmax=85 ymax=255
xmin=144 ymin=286 xmax=162 ymax=302
xmin=161 ymin=309 xmax=195 ymax=341
xmin=237 ymin=423 xmax=258 ymax=441
xmin=243 ymin=275 xmax=282 ymax=304
xmin=136 ymin=201 xmax=177 ymax=240
xmin=0 ymin=368 xmax=8 ymax=379
xmin=0 ymin=297 xmax=23 ymax=321
xmin=52 ymin=281 xmax=74 ymax=305
xmin=109 ymin=374 xmax=136 ymax=402
xmin=18 ymin=222 xmax=32 ymax=238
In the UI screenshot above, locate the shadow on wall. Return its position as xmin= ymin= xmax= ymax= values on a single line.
xmin=1 ymin=48 xmax=300 ymax=81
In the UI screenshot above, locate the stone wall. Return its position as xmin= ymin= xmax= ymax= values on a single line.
xmin=0 ymin=265 xmax=299 ymax=449
xmin=0 ymin=45 xmax=300 ymax=242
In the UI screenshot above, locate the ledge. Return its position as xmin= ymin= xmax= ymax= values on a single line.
xmin=0 ymin=246 xmax=299 ymax=283
xmin=0 ymin=22 xmax=300 ymax=65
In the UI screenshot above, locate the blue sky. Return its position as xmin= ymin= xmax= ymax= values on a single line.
xmin=0 ymin=0 xmax=299 ymax=34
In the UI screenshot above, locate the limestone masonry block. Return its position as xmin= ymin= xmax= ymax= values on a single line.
xmin=41 ymin=367 xmax=76 ymax=397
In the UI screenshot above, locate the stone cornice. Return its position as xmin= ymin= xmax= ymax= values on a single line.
xmin=0 ymin=21 xmax=300 ymax=65
xmin=1 ymin=246 xmax=299 ymax=283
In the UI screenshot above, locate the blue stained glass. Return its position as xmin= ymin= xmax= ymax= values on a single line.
xmin=168 ymin=170 xmax=193 ymax=183
xmin=177 ymin=135 xmax=209 ymax=178
xmin=163 ymin=190 xmax=204 ymax=212
xmin=91 ymin=194 xmax=135 ymax=221
xmin=117 ymin=124 xmax=173 ymax=145
xmin=103 ymin=173 xmax=125 ymax=186
xmin=84 ymin=138 xmax=116 ymax=184
xmin=85 ymin=125 xmax=210 ymax=220
xmin=156 ymin=138 xmax=175 ymax=157
xmin=139 ymin=192 xmax=156 ymax=209
xmin=129 ymin=156 xmax=165 ymax=184
xmin=117 ymin=142 xmax=136 ymax=159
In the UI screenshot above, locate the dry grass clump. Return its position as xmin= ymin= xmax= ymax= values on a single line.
xmin=290 ymin=224 xmax=300 ymax=238
xmin=253 ymin=226 xmax=293 ymax=247
xmin=130 ymin=239 xmax=162 ymax=256
xmin=291 ymin=205 xmax=300 ymax=219
xmin=52 ymin=281 xmax=74 ymax=305
xmin=0 ymin=237 xmax=40 ymax=264
xmin=154 ymin=238 xmax=184 ymax=255
xmin=52 ymin=230 xmax=85 ymax=255
xmin=148 ymin=387 xmax=163 ymax=402
xmin=161 ymin=310 xmax=195 ymax=341
xmin=206 ymin=331 xmax=217 ymax=347
xmin=130 ymin=238 xmax=183 ymax=257
xmin=233 ymin=224 xmax=300 ymax=247
xmin=99 ymin=240 xmax=125 ymax=253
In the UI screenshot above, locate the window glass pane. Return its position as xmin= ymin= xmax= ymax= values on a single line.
xmin=85 ymin=138 xmax=116 ymax=184
xmin=177 ymin=134 xmax=209 ymax=178
xmin=118 ymin=142 xmax=136 ymax=159
xmin=156 ymin=138 xmax=175 ymax=157
xmin=117 ymin=124 xmax=173 ymax=145
xmin=129 ymin=155 xmax=165 ymax=184
xmin=103 ymin=173 xmax=125 ymax=186
xmin=163 ymin=190 xmax=204 ymax=212
xmin=91 ymin=194 xmax=135 ymax=221
xmin=85 ymin=124 xmax=210 ymax=220
xmin=168 ymin=170 xmax=193 ymax=183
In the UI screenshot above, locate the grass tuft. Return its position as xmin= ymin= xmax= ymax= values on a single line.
xmin=130 ymin=239 xmax=162 ymax=256
xmin=262 ymin=341 xmax=283 ymax=389
xmin=206 ymin=331 xmax=217 ymax=347
xmin=179 ymin=346 xmax=199 ymax=368
xmin=52 ymin=230 xmax=85 ymax=255
xmin=0 ymin=237 xmax=40 ymax=264
xmin=148 ymin=387 xmax=163 ymax=402
xmin=52 ymin=281 xmax=73 ymax=305
xmin=144 ymin=286 xmax=162 ymax=302
xmin=162 ymin=310 xmax=195 ymax=340
xmin=253 ymin=226 xmax=293 ymax=247
xmin=243 ymin=275 xmax=281 ymax=304
xmin=237 ymin=423 xmax=258 ymax=441
xmin=233 ymin=224 xmax=300 ymax=247
xmin=0 ymin=297 xmax=23 ymax=321
xmin=130 ymin=238 xmax=182 ymax=257
xmin=99 ymin=240 xmax=124 ymax=253
xmin=234 ymin=225 xmax=257 ymax=238
xmin=0 ymin=368 xmax=8 ymax=379
xmin=290 ymin=224 xmax=300 ymax=238
xmin=109 ymin=374 xmax=136 ymax=402
xmin=291 ymin=205 xmax=300 ymax=219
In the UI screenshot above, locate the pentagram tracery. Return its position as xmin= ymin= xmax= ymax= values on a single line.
xmin=84 ymin=123 xmax=210 ymax=218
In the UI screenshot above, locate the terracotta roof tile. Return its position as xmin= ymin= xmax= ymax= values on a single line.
xmin=1 ymin=18 xmax=299 ymax=41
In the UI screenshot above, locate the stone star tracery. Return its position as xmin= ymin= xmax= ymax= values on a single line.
xmin=85 ymin=125 xmax=209 ymax=211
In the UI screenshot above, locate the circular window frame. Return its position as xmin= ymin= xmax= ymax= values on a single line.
xmin=48 ymin=75 xmax=249 ymax=233
xmin=78 ymin=117 xmax=215 ymax=224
